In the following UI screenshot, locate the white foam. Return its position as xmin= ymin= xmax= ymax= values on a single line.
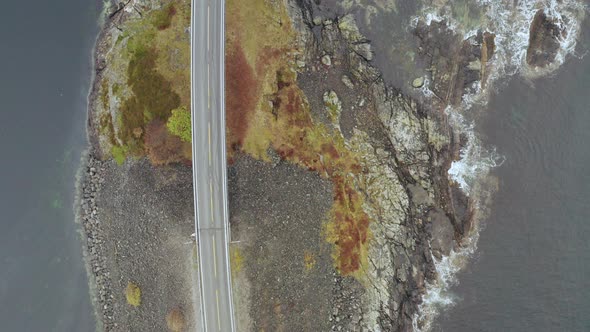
xmin=410 ymin=105 xmax=503 ymax=330
xmin=477 ymin=0 xmax=586 ymax=80
xmin=463 ymin=29 xmax=480 ymax=42
xmin=410 ymin=9 xmax=460 ymax=31
xmin=447 ymin=108 xmax=504 ymax=194
xmin=412 ymin=0 xmax=586 ymax=101
xmin=412 ymin=233 xmax=480 ymax=332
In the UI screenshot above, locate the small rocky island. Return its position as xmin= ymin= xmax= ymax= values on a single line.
xmin=79 ymin=0 xmax=573 ymax=331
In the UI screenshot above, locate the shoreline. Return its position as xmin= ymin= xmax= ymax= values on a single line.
xmin=75 ymin=155 xmax=113 ymax=331
xmin=76 ymin=2 xmax=199 ymax=330
xmin=75 ymin=1 xmax=113 ymax=328
xmin=408 ymin=0 xmax=586 ymax=329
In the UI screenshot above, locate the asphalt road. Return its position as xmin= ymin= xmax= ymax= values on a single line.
xmin=190 ymin=0 xmax=235 ymax=331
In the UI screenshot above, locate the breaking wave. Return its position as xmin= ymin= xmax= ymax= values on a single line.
xmin=478 ymin=0 xmax=586 ymax=81
xmin=446 ymin=108 xmax=504 ymax=194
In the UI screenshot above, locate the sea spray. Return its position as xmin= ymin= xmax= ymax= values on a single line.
xmin=476 ymin=0 xmax=586 ymax=80
xmin=446 ymin=107 xmax=504 ymax=194
xmin=411 ymin=176 xmax=497 ymax=332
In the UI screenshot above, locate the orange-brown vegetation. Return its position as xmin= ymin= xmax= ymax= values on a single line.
xmin=144 ymin=119 xmax=185 ymax=165
xmin=225 ymin=42 xmax=257 ymax=150
xmin=226 ymin=0 xmax=371 ymax=277
xmin=166 ymin=307 xmax=185 ymax=332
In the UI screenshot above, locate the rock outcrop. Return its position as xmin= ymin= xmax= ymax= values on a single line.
xmin=414 ymin=20 xmax=495 ymax=105
xmin=286 ymin=3 xmax=470 ymax=330
xmin=527 ymin=10 xmax=563 ymax=68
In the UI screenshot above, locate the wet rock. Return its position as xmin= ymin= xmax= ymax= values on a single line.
xmin=414 ymin=20 xmax=496 ymax=104
xmin=428 ymin=208 xmax=454 ymax=259
xmin=527 ymin=9 xmax=563 ymax=68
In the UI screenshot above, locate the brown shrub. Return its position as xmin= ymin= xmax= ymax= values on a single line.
xmin=166 ymin=307 xmax=185 ymax=332
xmin=144 ymin=119 xmax=185 ymax=165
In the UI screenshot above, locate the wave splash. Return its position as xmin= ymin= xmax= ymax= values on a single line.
xmin=479 ymin=0 xmax=586 ymax=81
xmin=446 ymin=108 xmax=504 ymax=194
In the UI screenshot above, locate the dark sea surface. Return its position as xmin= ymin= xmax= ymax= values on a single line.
xmin=436 ymin=17 xmax=590 ymax=332
xmin=0 ymin=1 xmax=99 ymax=331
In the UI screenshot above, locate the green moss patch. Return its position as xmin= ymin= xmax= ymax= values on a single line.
xmin=118 ymin=45 xmax=180 ymax=156
xmin=111 ymin=145 xmax=128 ymax=165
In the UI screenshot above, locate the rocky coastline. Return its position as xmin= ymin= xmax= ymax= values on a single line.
xmin=76 ymin=1 xmax=124 ymax=328
xmin=289 ymin=2 xmax=471 ymax=330
xmin=77 ymin=0 xmax=579 ymax=331
xmin=78 ymin=0 xmax=476 ymax=330
xmin=77 ymin=157 xmax=113 ymax=331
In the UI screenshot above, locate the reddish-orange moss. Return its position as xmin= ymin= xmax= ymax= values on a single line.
xmin=226 ymin=0 xmax=371 ymax=277
xmin=226 ymin=43 xmax=257 ymax=151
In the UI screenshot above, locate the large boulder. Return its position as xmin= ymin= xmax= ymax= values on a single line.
xmin=526 ymin=10 xmax=563 ymax=67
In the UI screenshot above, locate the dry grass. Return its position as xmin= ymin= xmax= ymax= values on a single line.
xmin=230 ymin=246 xmax=244 ymax=275
xmin=166 ymin=306 xmax=186 ymax=332
xmin=102 ymin=0 xmax=191 ymax=163
xmin=226 ymin=0 xmax=371 ymax=277
xmin=304 ymin=250 xmax=317 ymax=271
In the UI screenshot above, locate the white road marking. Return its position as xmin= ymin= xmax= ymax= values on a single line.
xmin=210 ymin=181 xmax=213 ymax=200
xmin=210 ymin=195 xmax=214 ymax=214
xmin=216 ymin=289 xmax=221 ymax=331
xmin=208 ymin=65 xmax=210 ymax=110
xmin=213 ymin=235 xmax=217 ymax=277
xmin=208 ymin=122 xmax=212 ymax=164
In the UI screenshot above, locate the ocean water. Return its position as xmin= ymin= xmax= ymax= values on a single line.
xmin=0 ymin=0 xmax=100 ymax=331
xmin=435 ymin=16 xmax=590 ymax=332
